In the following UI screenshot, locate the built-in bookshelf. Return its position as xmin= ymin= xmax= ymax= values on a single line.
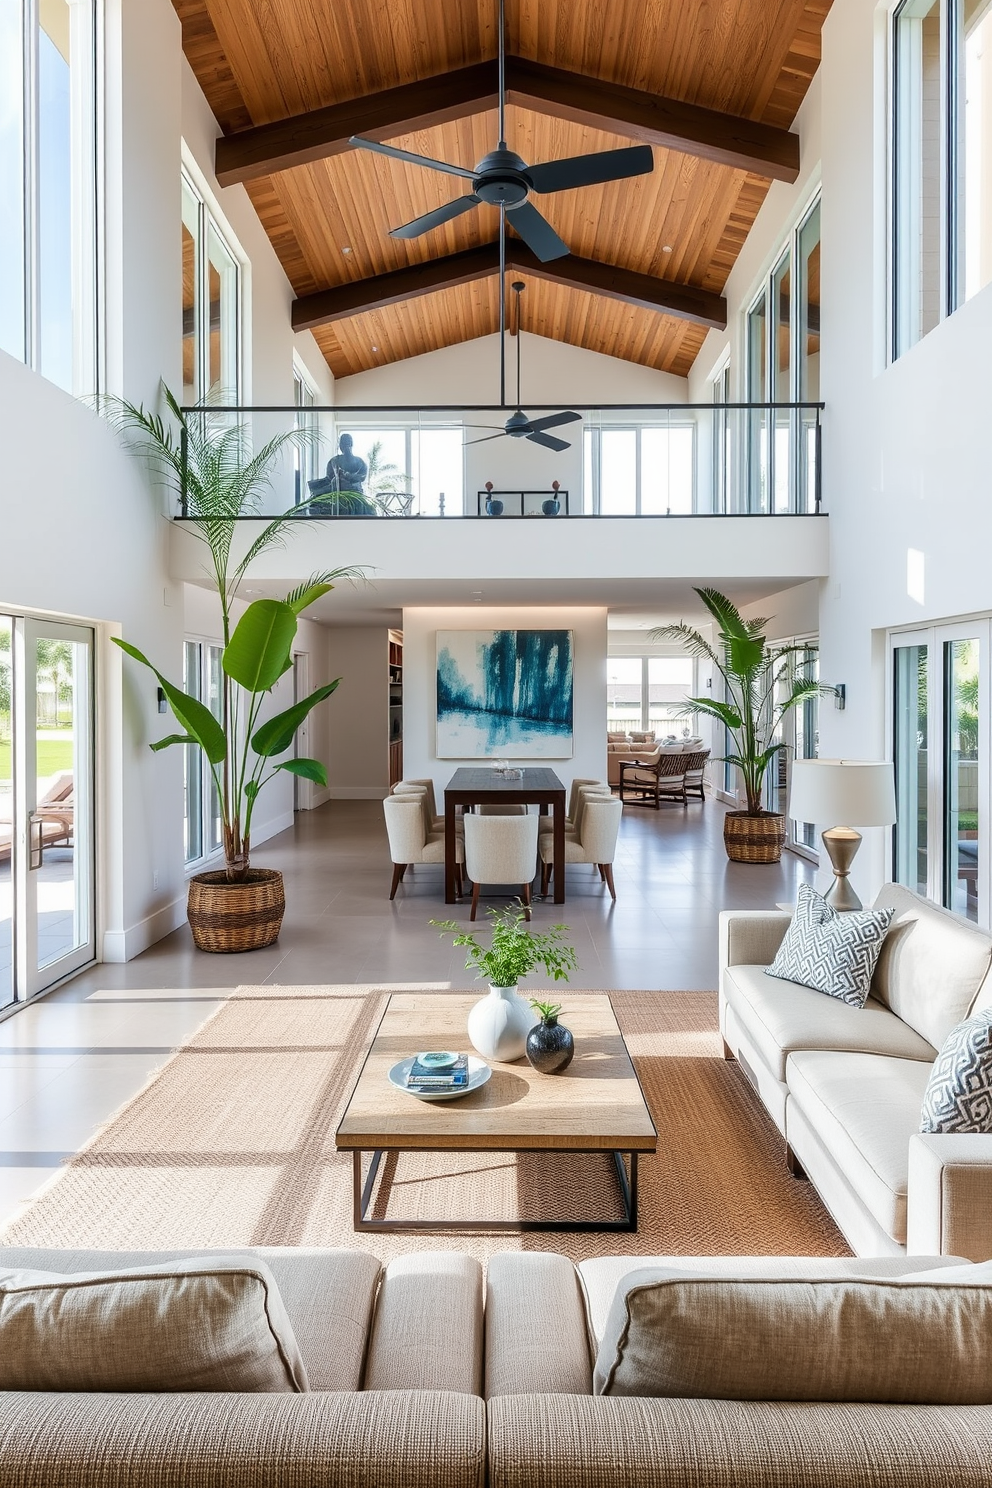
xmin=388 ymin=630 xmax=403 ymax=786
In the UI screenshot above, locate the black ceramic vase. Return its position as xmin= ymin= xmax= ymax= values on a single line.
xmin=526 ymin=1014 xmax=574 ymax=1074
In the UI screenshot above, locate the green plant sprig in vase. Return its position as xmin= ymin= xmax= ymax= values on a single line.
xmin=431 ymin=905 xmax=578 ymax=1062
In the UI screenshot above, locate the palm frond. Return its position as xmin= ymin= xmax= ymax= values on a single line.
xmin=694 ymin=586 xmax=751 ymax=642
xmin=648 ymin=622 xmax=719 ymax=667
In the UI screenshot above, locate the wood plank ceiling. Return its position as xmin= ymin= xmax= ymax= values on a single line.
xmin=174 ymin=0 xmax=830 ymax=381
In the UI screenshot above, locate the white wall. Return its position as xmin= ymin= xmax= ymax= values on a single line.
xmin=401 ymin=606 xmax=608 ymax=802
xmin=323 ymin=627 xmax=389 ymax=797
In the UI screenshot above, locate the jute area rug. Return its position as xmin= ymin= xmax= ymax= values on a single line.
xmin=0 ymin=986 xmax=848 ymax=1265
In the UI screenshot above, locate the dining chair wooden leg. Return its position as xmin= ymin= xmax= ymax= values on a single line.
xmin=521 ymin=882 xmax=532 ymax=920
xmin=470 ymin=882 xmax=481 ymax=920
xmin=540 ymin=861 xmax=551 ymax=897
xmin=389 ymin=863 xmax=405 ymax=900
xmin=597 ymin=864 xmax=606 ymax=880
xmin=603 ymin=864 xmax=617 ymax=901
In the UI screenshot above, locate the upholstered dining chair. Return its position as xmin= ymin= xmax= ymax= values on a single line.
xmin=619 ymin=750 xmax=690 ymax=808
xmin=462 ymin=813 xmax=539 ymax=920
xmin=539 ymin=798 xmax=623 ymax=901
xmin=537 ymin=779 xmax=611 ymax=841
xmin=382 ymin=795 xmax=464 ymax=899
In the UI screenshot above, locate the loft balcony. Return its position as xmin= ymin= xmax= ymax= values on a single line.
xmin=167 ymin=402 xmax=828 ymax=606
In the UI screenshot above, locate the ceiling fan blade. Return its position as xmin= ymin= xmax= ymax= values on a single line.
xmin=464 ymin=431 xmax=510 ymax=447
xmin=527 ymin=145 xmax=654 ymax=195
xmin=349 ymin=136 xmax=475 ymax=180
xmin=390 ymin=194 xmax=481 ymax=240
xmin=505 ymin=201 xmax=569 ymax=262
xmin=526 ymin=410 xmax=583 ymax=434
xmin=527 ymin=430 xmax=571 ymax=453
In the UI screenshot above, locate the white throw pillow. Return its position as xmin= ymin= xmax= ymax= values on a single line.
xmin=0 ymin=1256 xmax=309 ymax=1392
xmin=767 ymin=882 xmax=894 ymax=1007
xmin=920 ymin=1008 xmax=992 ymax=1133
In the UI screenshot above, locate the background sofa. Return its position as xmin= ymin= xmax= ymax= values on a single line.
xmin=3 ymin=1244 xmax=992 ymax=1486
xmin=720 ymin=883 xmax=992 ymax=1260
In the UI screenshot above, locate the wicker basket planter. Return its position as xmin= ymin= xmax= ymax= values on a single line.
xmin=723 ymin=810 xmax=787 ymax=864
xmin=187 ymin=869 xmax=285 ymax=953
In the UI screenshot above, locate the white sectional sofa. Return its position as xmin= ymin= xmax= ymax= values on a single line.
xmin=719 ymin=883 xmax=992 ymax=1260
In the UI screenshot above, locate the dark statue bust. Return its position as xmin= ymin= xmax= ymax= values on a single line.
xmin=326 ymin=432 xmax=368 ymax=495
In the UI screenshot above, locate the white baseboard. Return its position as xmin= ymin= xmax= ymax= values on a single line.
xmin=308 ymin=786 xmax=331 ymax=809
xmin=251 ymin=809 xmax=296 ymax=844
xmin=103 ymin=892 xmax=187 ymax=963
xmin=326 ymin=786 xmax=389 ymax=800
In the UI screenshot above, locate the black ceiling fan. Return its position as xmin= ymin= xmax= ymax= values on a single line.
xmin=465 ymin=281 xmax=581 ymax=452
xmin=348 ymin=0 xmax=653 ymax=264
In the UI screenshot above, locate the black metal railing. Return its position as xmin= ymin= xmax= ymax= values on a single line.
xmin=176 ymin=402 xmax=825 ymax=519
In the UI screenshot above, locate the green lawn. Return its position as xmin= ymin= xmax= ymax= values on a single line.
xmin=0 ymin=738 xmax=74 ymax=784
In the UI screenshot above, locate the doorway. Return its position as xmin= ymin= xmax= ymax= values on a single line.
xmin=292 ymin=652 xmax=311 ymax=812
xmin=0 ymin=614 xmax=95 ymax=1010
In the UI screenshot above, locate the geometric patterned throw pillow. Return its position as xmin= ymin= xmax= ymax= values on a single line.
xmin=766 ymin=882 xmax=895 ymax=1008
xmin=920 ymin=1009 xmax=992 ymax=1133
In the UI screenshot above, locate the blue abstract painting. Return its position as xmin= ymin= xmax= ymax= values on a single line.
xmin=436 ymin=630 xmax=574 ymax=758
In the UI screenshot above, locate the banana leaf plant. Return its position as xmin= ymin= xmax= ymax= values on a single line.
xmin=114 ymin=584 xmax=338 ymax=879
xmin=651 ymin=587 xmax=832 ymax=816
xmin=103 ymin=384 xmax=362 ymax=879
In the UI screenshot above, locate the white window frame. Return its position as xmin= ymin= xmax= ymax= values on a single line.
xmin=182 ymin=635 xmax=224 ymax=872
xmin=583 ymin=421 xmax=698 ymax=515
xmin=180 ymin=155 xmax=244 ymax=404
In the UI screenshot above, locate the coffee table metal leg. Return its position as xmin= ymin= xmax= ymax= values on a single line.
xmin=353 ymin=1149 xmax=384 ymax=1229
xmin=613 ymin=1150 xmax=638 ymax=1231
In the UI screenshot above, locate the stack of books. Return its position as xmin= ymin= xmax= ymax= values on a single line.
xmin=406 ymin=1053 xmax=469 ymax=1092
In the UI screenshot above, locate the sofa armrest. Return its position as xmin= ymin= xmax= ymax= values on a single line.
xmin=908 ymin=1132 xmax=992 ymax=1260
xmin=364 ymin=1251 xmax=483 ymax=1395
xmin=485 ymin=1252 xmax=592 ymax=1398
xmin=718 ymin=910 xmax=792 ymax=973
xmin=0 ymin=1391 xmax=486 ymax=1488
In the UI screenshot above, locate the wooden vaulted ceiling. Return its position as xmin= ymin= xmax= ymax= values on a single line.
xmin=175 ymin=0 xmax=831 ymax=381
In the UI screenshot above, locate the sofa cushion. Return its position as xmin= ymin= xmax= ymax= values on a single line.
xmin=486 ymin=1252 xmax=592 ymax=1398
xmin=0 ymin=1246 xmax=381 ymax=1392
xmin=786 ymin=1051 xmax=934 ymax=1243
xmin=0 ymin=1256 xmax=309 ymax=1392
xmin=871 ymin=883 xmax=992 ymax=1047
xmin=364 ymin=1251 xmax=483 ymax=1395
xmin=577 ymin=1254 xmax=960 ymax=1350
xmin=592 ymin=1267 xmax=992 ymax=1401
xmin=768 ymin=884 xmax=894 ymax=1007
xmin=921 ymin=1009 xmax=992 ymax=1134
xmin=723 ymin=965 xmax=935 ymax=1083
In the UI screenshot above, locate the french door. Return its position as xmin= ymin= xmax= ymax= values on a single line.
xmin=0 ymin=614 xmax=95 ymax=1009
xmin=891 ymin=622 xmax=989 ymax=926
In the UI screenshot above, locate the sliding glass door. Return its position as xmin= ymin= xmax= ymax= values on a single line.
xmin=892 ymin=623 xmax=988 ymax=924
xmin=0 ymin=615 xmax=94 ymax=1007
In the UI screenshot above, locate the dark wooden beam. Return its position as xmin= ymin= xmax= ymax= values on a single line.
xmin=291 ymin=245 xmax=500 ymax=331
xmin=291 ymin=244 xmax=726 ymax=334
xmin=216 ymin=57 xmax=798 ymax=189
xmin=216 ymin=62 xmax=498 ymax=187
xmin=506 ymin=57 xmax=800 ymax=185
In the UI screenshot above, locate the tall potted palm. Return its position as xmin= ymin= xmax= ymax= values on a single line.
xmin=107 ymin=387 xmax=361 ymax=950
xmin=652 ymin=588 xmax=830 ymax=863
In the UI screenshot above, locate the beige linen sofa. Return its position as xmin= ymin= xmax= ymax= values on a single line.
xmin=720 ymin=883 xmax=992 ymax=1260
xmin=4 ymin=1244 xmax=992 ymax=1486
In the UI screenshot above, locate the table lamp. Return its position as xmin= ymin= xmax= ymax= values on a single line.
xmin=788 ymin=760 xmax=897 ymax=911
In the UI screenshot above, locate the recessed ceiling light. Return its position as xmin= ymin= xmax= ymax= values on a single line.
xmin=371 ymin=345 xmax=379 ymax=352
xmin=342 ymin=246 xmax=352 ymax=254
xmin=662 ymin=245 xmax=673 ymax=254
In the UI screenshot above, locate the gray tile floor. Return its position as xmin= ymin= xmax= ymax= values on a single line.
xmin=0 ymin=796 xmax=814 ymax=1229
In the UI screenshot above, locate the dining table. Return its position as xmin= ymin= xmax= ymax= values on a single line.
xmin=443 ymin=766 xmax=567 ymax=905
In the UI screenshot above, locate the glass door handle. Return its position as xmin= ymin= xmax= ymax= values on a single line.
xmin=27 ymin=811 xmax=44 ymax=870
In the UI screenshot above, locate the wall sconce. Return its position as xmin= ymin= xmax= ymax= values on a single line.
xmin=157 ymin=687 xmax=168 ymax=714
xmin=833 ymin=684 xmax=846 ymax=710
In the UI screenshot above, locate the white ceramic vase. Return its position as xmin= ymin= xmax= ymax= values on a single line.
xmin=467 ymin=985 xmax=539 ymax=1062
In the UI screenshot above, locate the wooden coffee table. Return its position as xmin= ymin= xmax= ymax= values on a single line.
xmin=335 ymin=992 xmax=657 ymax=1233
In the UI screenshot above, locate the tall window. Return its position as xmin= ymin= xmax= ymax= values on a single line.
xmin=184 ymin=639 xmax=222 ymax=865
xmin=332 ymin=425 xmax=463 ymax=515
xmin=744 ymin=196 xmax=821 ymax=513
xmin=892 ymin=624 xmax=987 ymax=924
xmin=606 ymin=656 xmax=694 ymax=734
xmin=583 ymin=424 xmax=695 ymax=514
xmin=0 ymin=0 xmax=97 ymax=390
xmin=182 ymin=169 xmax=241 ymax=404
xmin=293 ymin=368 xmax=317 ymax=504
xmin=892 ymin=0 xmax=992 ymax=358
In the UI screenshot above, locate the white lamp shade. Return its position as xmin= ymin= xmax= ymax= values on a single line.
xmin=788 ymin=759 xmax=897 ymax=828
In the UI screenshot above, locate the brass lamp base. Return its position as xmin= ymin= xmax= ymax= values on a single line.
xmin=820 ymin=827 xmax=863 ymax=911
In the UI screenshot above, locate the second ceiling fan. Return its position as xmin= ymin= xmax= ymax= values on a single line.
xmin=466 ymin=280 xmax=580 ymax=451
xmin=349 ymin=0 xmax=654 ymax=264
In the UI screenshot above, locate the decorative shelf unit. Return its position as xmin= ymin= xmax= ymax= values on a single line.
xmin=388 ymin=630 xmax=403 ymax=786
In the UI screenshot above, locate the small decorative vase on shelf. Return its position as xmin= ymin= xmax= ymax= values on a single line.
xmin=525 ymin=1001 xmax=574 ymax=1074
xmin=467 ymin=985 xmax=538 ymax=1062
